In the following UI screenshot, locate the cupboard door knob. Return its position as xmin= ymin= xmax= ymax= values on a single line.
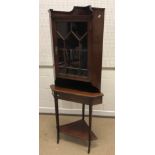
xmin=98 ymin=14 xmax=101 ymax=18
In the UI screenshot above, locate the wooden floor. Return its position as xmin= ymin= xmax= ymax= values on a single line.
xmin=39 ymin=114 xmax=115 ymax=155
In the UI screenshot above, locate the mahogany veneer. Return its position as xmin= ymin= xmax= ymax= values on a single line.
xmin=51 ymin=85 xmax=103 ymax=105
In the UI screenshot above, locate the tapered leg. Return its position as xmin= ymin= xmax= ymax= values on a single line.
xmin=82 ymin=104 xmax=85 ymax=120
xmin=54 ymin=94 xmax=60 ymax=144
xmin=88 ymin=104 xmax=92 ymax=153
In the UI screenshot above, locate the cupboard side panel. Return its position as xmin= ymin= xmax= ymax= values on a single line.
xmin=91 ymin=9 xmax=105 ymax=90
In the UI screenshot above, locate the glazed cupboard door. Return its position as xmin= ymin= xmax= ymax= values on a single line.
xmin=53 ymin=20 xmax=89 ymax=81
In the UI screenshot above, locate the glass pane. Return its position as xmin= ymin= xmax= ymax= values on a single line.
xmin=55 ymin=21 xmax=88 ymax=77
xmin=65 ymin=33 xmax=79 ymax=49
xmin=58 ymin=49 xmax=65 ymax=66
xmin=56 ymin=22 xmax=70 ymax=38
xmin=57 ymin=34 xmax=64 ymax=48
xmin=80 ymin=35 xmax=87 ymax=68
xmin=72 ymin=22 xmax=87 ymax=39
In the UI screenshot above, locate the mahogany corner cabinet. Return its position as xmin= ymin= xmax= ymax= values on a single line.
xmin=49 ymin=6 xmax=104 ymax=153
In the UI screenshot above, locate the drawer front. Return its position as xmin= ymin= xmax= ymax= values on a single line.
xmin=54 ymin=92 xmax=102 ymax=105
xmin=56 ymin=92 xmax=91 ymax=104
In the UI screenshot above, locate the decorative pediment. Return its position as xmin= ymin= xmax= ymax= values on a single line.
xmin=49 ymin=6 xmax=93 ymax=17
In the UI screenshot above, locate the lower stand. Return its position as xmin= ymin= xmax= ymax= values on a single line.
xmin=51 ymin=85 xmax=103 ymax=153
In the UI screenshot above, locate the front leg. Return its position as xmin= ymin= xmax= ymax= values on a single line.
xmin=54 ymin=93 xmax=60 ymax=144
xmin=88 ymin=104 xmax=92 ymax=153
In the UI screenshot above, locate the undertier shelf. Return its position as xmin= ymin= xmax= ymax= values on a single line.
xmin=59 ymin=119 xmax=97 ymax=141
